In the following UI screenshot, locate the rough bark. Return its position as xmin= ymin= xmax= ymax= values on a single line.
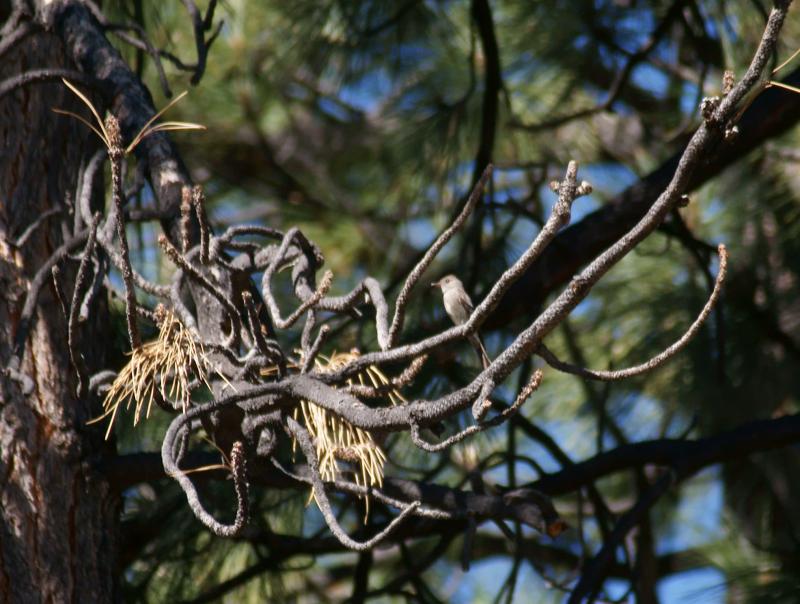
xmin=0 ymin=20 xmax=118 ymax=604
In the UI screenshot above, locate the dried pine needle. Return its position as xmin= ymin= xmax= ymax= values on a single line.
xmin=91 ymin=306 xmax=212 ymax=439
xmin=292 ymin=349 xmax=404 ymax=519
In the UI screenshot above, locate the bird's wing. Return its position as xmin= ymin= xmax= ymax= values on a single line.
xmin=457 ymin=291 xmax=475 ymax=314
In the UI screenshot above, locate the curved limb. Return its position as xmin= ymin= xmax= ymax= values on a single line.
xmin=386 ymin=164 xmax=492 ymax=348
xmin=216 ymin=224 xmax=284 ymax=244
xmin=285 ymin=416 xmax=420 ymax=551
xmin=257 ymin=226 xmax=392 ymax=346
xmin=536 ymin=245 xmax=727 ymax=381
xmin=315 ymin=277 xmax=390 ymax=348
xmin=162 ymin=411 xmax=249 ymax=537
xmin=11 ymin=228 xmax=90 ymax=370
xmin=260 ymin=227 xmax=333 ymax=329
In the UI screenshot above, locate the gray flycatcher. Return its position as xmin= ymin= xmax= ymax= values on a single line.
xmin=431 ymin=274 xmax=491 ymax=369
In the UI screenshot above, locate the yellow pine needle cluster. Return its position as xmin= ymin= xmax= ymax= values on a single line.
xmin=294 ymin=349 xmax=406 ymax=508
xmin=96 ymin=307 xmax=211 ymax=439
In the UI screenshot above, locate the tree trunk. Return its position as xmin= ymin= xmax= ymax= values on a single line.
xmin=0 ymin=18 xmax=118 ymax=604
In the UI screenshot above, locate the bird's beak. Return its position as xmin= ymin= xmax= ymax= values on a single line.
xmin=431 ymin=279 xmax=441 ymax=289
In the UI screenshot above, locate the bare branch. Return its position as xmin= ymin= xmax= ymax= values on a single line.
xmin=14 ymin=208 xmax=61 ymax=247
xmin=345 ymin=354 xmax=427 ymax=398
xmin=568 ymin=473 xmax=675 ymax=604
xmin=285 ymin=416 xmax=420 ymax=551
xmin=301 ymin=324 xmax=331 ymax=373
xmin=276 ymin=270 xmax=333 ymax=330
xmin=538 ymin=244 xmax=728 ymax=381
xmin=68 ymin=213 xmax=101 ymax=397
xmin=260 ymin=227 xmax=334 ymax=329
xmin=50 ymin=265 xmax=69 ymax=321
xmin=241 ymin=291 xmax=271 ymax=357
xmin=158 ymin=234 xmax=242 ymax=339
xmin=192 ymin=185 xmax=211 ymax=263
xmin=180 ymin=186 xmax=192 ymax=253
xmin=410 ymin=370 xmax=542 ymax=451
xmin=180 ymin=0 xmax=221 ymax=85
xmin=104 ymin=24 xmax=173 ymax=97
xmin=0 ymin=19 xmax=34 ymax=63
xmin=107 ymin=115 xmax=141 ymax=349
xmin=0 ymin=68 xmax=96 ymax=102
xmin=387 ymin=164 xmax=492 ymax=348
xmin=161 ymin=409 xmax=249 ymax=537
xmin=12 ymin=228 xmax=90 ymax=369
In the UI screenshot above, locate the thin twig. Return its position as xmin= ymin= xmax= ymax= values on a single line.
xmin=301 ymin=325 xmax=331 ymax=373
xmin=12 ymin=229 xmax=89 ymax=369
xmin=50 ymin=265 xmax=69 ymax=321
xmin=159 ymin=234 xmax=241 ymax=339
xmin=387 ymin=164 xmax=492 ymax=348
xmin=0 ymin=69 xmax=96 ymax=101
xmin=409 ymin=370 xmax=542 ymax=452
xmin=69 ymin=213 xmax=101 ymax=397
xmin=537 ymin=244 xmax=728 ymax=381
xmin=15 ymin=208 xmax=61 ymax=247
xmin=106 ymin=27 xmax=173 ymax=98
xmin=107 ymin=115 xmax=141 ymax=349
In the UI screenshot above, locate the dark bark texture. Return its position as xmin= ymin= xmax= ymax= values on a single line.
xmin=0 ymin=15 xmax=118 ymax=604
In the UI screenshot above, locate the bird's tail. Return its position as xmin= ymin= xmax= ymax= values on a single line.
xmin=469 ymin=334 xmax=491 ymax=370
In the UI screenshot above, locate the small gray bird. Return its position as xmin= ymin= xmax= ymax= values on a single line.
xmin=431 ymin=274 xmax=491 ymax=369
